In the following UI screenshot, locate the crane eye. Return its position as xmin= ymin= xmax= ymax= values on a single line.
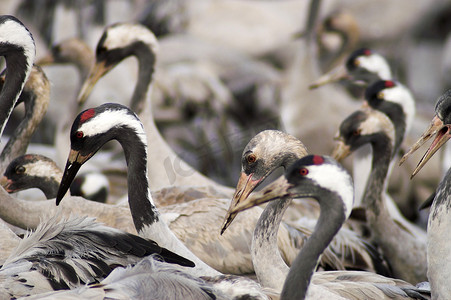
xmin=247 ymin=154 xmax=257 ymax=164
xmin=15 ymin=166 xmax=25 ymax=174
xmin=299 ymin=168 xmax=309 ymax=176
xmin=352 ymin=129 xmax=361 ymax=136
xmin=76 ymin=131 xmax=84 ymax=139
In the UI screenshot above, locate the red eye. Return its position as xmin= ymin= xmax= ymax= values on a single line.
xmin=76 ymin=131 xmax=84 ymax=139
xmin=299 ymin=168 xmax=309 ymax=176
xmin=352 ymin=129 xmax=361 ymax=136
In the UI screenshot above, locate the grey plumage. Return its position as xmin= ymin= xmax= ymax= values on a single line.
xmin=334 ymin=107 xmax=427 ymax=284
xmin=226 ymin=154 xmax=429 ymax=299
xmin=22 ymin=257 xmax=230 ymax=300
xmin=53 ymin=102 xmax=270 ymax=298
xmin=401 ymin=90 xmax=451 ymax=299
xmin=223 ymin=129 xmax=379 ymax=284
xmin=0 ymin=215 xmax=194 ymax=298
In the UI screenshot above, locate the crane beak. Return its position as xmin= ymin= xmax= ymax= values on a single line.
xmin=0 ymin=175 xmax=13 ymax=193
xmin=77 ymin=60 xmax=112 ymax=107
xmin=228 ymin=176 xmax=293 ymax=215
xmin=399 ymin=116 xmax=444 ymax=167
xmin=221 ymin=172 xmax=262 ymax=234
xmin=56 ymin=149 xmax=93 ymax=205
xmin=309 ymin=64 xmax=350 ymax=89
xmin=400 ymin=115 xmax=451 ymax=178
xmin=332 ymin=140 xmax=352 ymax=162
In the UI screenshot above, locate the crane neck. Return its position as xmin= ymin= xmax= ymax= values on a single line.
xmin=40 ymin=178 xmax=60 ymax=199
xmin=114 ymin=123 xmax=221 ymax=276
xmin=281 ymin=190 xmax=346 ymax=300
xmin=0 ymin=51 xmax=32 ymax=138
xmin=0 ymin=68 xmax=50 ymax=172
xmin=363 ymin=134 xmax=392 ymax=215
xmin=363 ymin=131 xmax=427 ymax=283
xmin=130 ymin=42 xmax=156 ymax=115
xmin=114 ymin=126 xmax=158 ymax=232
xmin=108 ymin=32 xmax=231 ymax=191
xmin=374 ymin=101 xmax=406 ymax=157
xmin=251 ymin=196 xmax=291 ymax=290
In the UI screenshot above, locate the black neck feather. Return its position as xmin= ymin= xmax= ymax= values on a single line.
xmin=374 ymin=101 xmax=405 ymax=156
xmin=40 ymin=176 xmax=60 ymax=199
xmin=0 ymin=46 xmax=29 ymax=136
xmin=282 ymin=189 xmax=346 ymax=300
xmin=114 ymin=125 xmax=159 ymax=232
xmin=131 ymin=42 xmax=155 ymax=114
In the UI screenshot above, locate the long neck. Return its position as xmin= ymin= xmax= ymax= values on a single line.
xmin=137 ymin=71 xmax=229 ymax=193
xmin=0 ymin=186 xmax=47 ymax=229
xmin=362 ymin=137 xmax=392 ymax=215
xmin=115 ymin=128 xmax=158 ymax=231
xmin=40 ymin=178 xmax=60 ymax=199
xmin=115 ymin=128 xmax=221 ymax=277
xmin=377 ymin=102 xmax=406 ymax=157
xmin=130 ymin=45 xmax=155 ymax=115
xmin=353 ymin=106 xmax=405 ymax=208
xmin=37 ymin=167 xmax=62 ymax=199
xmin=352 ymin=144 xmax=372 ymax=207
xmin=364 ymin=136 xmax=427 ymax=283
xmin=281 ymin=191 xmax=345 ymax=300
xmin=251 ymin=197 xmax=291 ymax=290
xmin=0 ymin=82 xmax=49 ymax=171
xmin=0 ymin=52 xmax=31 ymax=137
xmin=125 ymin=41 xmax=228 ymax=192
xmin=251 ymin=148 xmax=309 ymax=290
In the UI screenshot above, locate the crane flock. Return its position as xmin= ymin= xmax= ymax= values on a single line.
xmin=0 ymin=1 xmax=448 ymax=299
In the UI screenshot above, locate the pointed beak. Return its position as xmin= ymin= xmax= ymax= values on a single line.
xmin=229 ymin=176 xmax=293 ymax=215
xmin=0 ymin=175 xmax=13 ymax=193
xmin=36 ymin=53 xmax=55 ymax=66
xmin=309 ymin=64 xmax=350 ymax=89
xmin=77 ymin=60 xmax=111 ymax=107
xmin=402 ymin=116 xmax=451 ymax=178
xmin=332 ymin=140 xmax=352 ymax=162
xmin=221 ymin=172 xmax=263 ymax=234
xmin=56 ymin=149 xmax=92 ymax=205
